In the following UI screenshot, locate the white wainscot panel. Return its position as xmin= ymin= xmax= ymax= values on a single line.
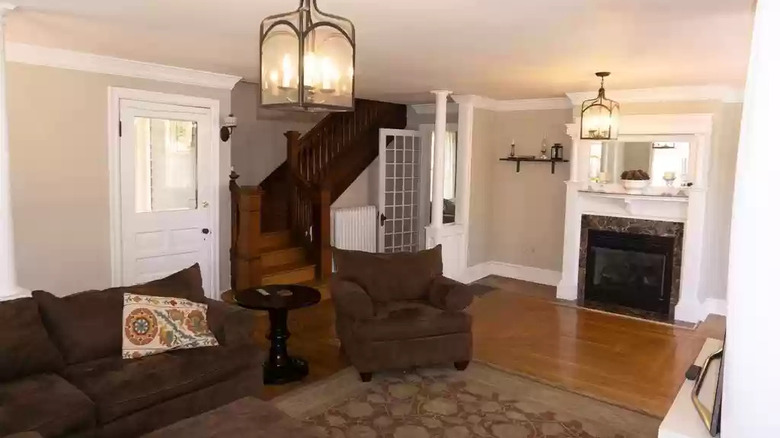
xmin=426 ymin=224 xmax=466 ymax=278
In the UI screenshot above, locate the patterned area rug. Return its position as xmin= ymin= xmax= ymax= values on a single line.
xmin=272 ymin=362 xmax=660 ymax=438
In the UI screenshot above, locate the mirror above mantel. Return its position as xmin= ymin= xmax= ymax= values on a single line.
xmin=589 ymin=136 xmax=694 ymax=187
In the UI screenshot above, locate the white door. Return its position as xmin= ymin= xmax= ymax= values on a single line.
xmin=118 ymin=99 xmax=216 ymax=294
xmin=378 ymin=129 xmax=424 ymax=253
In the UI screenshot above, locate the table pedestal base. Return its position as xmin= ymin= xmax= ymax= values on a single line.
xmin=263 ymin=356 xmax=309 ymax=385
xmin=263 ymin=308 xmax=310 ymax=385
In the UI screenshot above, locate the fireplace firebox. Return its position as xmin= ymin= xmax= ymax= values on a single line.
xmin=584 ymin=230 xmax=675 ymax=318
xmin=578 ymin=215 xmax=684 ymax=322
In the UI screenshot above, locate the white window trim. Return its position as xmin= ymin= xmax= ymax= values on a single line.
xmin=107 ymin=87 xmax=221 ymax=296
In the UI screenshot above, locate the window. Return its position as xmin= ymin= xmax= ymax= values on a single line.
xmin=429 ymin=131 xmax=457 ymax=223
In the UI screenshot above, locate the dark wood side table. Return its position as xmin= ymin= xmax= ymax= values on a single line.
xmin=233 ymin=284 xmax=321 ymax=385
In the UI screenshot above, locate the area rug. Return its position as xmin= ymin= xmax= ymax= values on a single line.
xmin=272 ymin=362 xmax=660 ymax=438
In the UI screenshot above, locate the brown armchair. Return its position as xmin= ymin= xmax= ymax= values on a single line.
xmin=331 ymin=245 xmax=475 ymax=382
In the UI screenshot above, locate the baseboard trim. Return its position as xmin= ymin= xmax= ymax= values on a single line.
xmin=458 ymin=261 xmax=562 ymax=287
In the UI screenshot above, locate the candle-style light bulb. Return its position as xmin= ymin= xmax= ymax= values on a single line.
xmin=281 ymin=54 xmax=293 ymax=88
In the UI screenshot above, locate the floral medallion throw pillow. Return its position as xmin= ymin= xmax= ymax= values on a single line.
xmin=122 ymin=293 xmax=219 ymax=359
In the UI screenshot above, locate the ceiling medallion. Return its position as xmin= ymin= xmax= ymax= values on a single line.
xmin=581 ymin=72 xmax=620 ymax=140
xmin=259 ymin=0 xmax=355 ymax=112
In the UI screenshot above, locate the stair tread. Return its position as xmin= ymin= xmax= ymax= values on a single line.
xmin=260 ymin=245 xmax=304 ymax=255
xmin=262 ymin=261 xmax=316 ymax=277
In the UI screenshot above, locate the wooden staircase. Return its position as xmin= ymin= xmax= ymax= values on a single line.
xmin=229 ymin=99 xmax=407 ymax=292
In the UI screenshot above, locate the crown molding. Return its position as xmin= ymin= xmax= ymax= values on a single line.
xmin=566 ymin=85 xmax=744 ymax=106
xmin=411 ymin=102 xmax=458 ymax=115
xmin=6 ymin=43 xmax=241 ymax=90
xmin=450 ymin=94 xmax=572 ymax=111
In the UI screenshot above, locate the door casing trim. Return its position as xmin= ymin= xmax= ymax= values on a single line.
xmin=107 ymin=87 xmax=220 ymax=297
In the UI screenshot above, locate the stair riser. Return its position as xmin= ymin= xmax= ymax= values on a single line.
xmin=262 ymin=266 xmax=316 ymax=285
xmin=259 ymin=232 xmax=291 ymax=249
xmin=260 ymin=248 xmax=306 ymax=269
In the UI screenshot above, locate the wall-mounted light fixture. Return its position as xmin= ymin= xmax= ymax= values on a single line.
xmin=220 ymin=114 xmax=237 ymax=142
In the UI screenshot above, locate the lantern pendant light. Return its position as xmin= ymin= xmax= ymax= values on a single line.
xmin=580 ymin=72 xmax=620 ymax=140
xmin=259 ymin=0 xmax=356 ymax=112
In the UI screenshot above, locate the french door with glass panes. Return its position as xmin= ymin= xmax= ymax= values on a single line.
xmin=378 ymin=129 xmax=425 ymax=253
xmin=118 ymin=99 xmax=215 ymax=293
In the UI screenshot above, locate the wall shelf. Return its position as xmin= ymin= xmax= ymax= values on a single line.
xmin=499 ymin=157 xmax=570 ymax=174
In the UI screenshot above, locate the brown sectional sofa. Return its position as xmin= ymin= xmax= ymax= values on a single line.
xmin=0 ymin=265 xmax=264 ymax=438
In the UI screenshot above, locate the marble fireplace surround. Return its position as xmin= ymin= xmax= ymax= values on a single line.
xmin=578 ymin=215 xmax=684 ymax=321
xmin=557 ymin=113 xmax=714 ymax=323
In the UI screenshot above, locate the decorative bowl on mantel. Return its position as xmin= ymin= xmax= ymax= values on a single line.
xmin=621 ymin=179 xmax=651 ymax=192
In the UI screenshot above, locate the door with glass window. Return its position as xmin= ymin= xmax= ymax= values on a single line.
xmin=378 ymin=129 xmax=424 ymax=253
xmin=119 ymin=100 xmax=214 ymax=290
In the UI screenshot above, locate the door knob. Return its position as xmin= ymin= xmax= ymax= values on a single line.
xmin=379 ymin=213 xmax=387 ymax=226
xmin=201 ymin=201 xmax=209 ymax=208
xmin=202 ymin=228 xmax=210 ymax=235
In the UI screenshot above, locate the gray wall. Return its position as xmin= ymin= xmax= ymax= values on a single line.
xmin=230 ymin=81 xmax=321 ymax=185
xmin=8 ymin=62 xmax=232 ymax=295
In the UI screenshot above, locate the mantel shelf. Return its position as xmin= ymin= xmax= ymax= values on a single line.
xmin=578 ymin=190 xmax=690 ymax=203
xmin=499 ymin=157 xmax=570 ymax=174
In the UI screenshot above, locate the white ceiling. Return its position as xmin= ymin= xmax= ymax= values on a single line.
xmin=6 ymin=0 xmax=755 ymax=103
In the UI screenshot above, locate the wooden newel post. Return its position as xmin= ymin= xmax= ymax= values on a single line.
xmin=229 ymin=170 xmax=240 ymax=292
xmin=313 ymin=184 xmax=332 ymax=280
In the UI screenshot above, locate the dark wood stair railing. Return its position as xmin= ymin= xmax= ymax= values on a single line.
xmin=231 ymin=98 xmax=406 ymax=289
xmin=283 ymin=99 xmax=405 ymax=281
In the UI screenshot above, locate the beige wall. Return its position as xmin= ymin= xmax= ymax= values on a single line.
xmin=488 ymin=109 xmax=572 ymax=271
xmin=467 ymin=109 xmax=495 ymax=266
xmin=467 ymin=108 xmax=571 ymax=271
xmin=8 ymin=62 xmax=232 ymax=296
xmin=230 ymin=81 xmax=320 ymax=186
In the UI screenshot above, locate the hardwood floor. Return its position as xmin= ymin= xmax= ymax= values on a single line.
xmin=232 ymin=277 xmax=725 ymax=418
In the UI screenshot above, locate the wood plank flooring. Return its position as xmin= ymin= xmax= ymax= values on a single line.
xmin=231 ymin=276 xmax=725 ymax=418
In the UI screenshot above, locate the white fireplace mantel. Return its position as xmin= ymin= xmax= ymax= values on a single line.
xmin=557 ymin=113 xmax=714 ymax=323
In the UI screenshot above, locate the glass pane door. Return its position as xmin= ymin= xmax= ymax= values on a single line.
xmin=383 ymin=134 xmax=422 ymax=252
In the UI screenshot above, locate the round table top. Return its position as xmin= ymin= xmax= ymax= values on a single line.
xmin=234 ymin=284 xmax=321 ymax=311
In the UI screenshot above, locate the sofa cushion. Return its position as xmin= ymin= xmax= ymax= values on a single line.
xmin=332 ymin=246 xmax=443 ymax=303
xmin=0 ymin=373 xmax=95 ymax=437
xmin=0 ymin=298 xmax=64 ymax=382
xmin=33 ymin=264 xmax=206 ymax=364
xmin=62 ymin=345 xmax=263 ymax=424
xmin=355 ymin=301 xmax=471 ymax=342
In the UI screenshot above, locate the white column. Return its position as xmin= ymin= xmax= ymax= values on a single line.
xmin=430 ymin=90 xmax=451 ymax=231
xmin=0 ymin=4 xmax=20 ymax=301
xmin=722 ymin=0 xmax=780 ymax=436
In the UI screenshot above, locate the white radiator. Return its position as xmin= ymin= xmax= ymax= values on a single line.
xmin=332 ymin=205 xmax=377 ymax=253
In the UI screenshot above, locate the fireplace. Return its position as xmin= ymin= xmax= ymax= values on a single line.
xmin=578 ymin=215 xmax=684 ymax=322
xmin=585 ymin=230 xmax=675 ymax=317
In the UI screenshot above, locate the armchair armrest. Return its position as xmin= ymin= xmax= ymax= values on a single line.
xmin=205 ymin=298 xmax=258 ymax=346
xmin=428 ymin=276 xmax=475 ymax=311
xmin=330 ymin=277 xmax=374 ymax=320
